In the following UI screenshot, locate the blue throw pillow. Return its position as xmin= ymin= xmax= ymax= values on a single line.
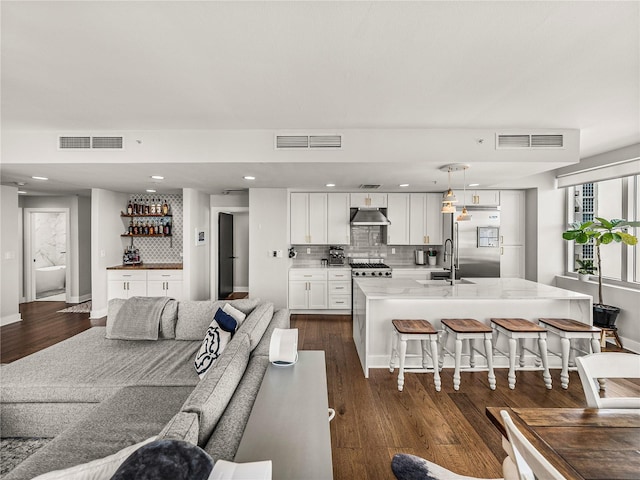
xmin=214 ymin=308 xmax=237 ymax=333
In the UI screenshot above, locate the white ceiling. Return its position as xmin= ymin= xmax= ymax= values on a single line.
xmin=1 ymin=1 xmax=639 ymax=196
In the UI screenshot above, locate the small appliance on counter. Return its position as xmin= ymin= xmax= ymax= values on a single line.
xmin=123 ymin=246 xmax=142 ymax=265
xmin=329 ymin=246 xmax=345 ymax=265
xmin=414 ymin=249 xmax=426 ymax=265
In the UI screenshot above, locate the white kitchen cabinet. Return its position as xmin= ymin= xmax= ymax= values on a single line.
xmin=462 ymin=190 xmax=500 ymax=207
xmin=290 ymin=193 xmax=327 ymax=244
xmin=107 ymin=270 xmax=147 ymax=299
xmin=147 ymin=270 xmax=184 ymax=300
xmin=327 ymin=268 xmax=351 ymax=310
xmin=349 ymin=192 xmax=387 ymax=208
xmin=327 ymin=193 xmax=351 ymax=245
xmin=500 ymin=245 xmax=525 ymax=278
xmin=288 ymin=269 xmax=328 ymax=309
xmin=391 ymin=268 xmax=446 ymax=281
xmin=386 ymin=193 xmax=410 ymax=245
xmin=499 ymin=190 xmax=526 ymax=279
xmin=409 ymin=193 xmax=443 ymax=245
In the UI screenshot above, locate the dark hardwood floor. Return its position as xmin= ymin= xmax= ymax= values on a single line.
xmin=2 ymin=304 xmax=637 ymax=479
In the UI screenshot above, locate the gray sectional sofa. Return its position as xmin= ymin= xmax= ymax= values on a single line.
xmin=0 ymin=298 xmax=289 ymax=479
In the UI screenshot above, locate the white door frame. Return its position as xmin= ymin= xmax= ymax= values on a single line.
xmin=210 ymin=207 xmax=249 ymax=300
xmin=24 ymin=208 xmax=71 ymax=302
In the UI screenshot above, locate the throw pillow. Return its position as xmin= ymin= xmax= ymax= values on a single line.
xmin=222 ymin=302 xmax=247 ymax=325
xmin=213 ymin=308 xmax=237 ymax=333
xmin=110 ymin=439 xmax=213 ymax=480
xmin=31 ymin=437 xmax=157 ymax=480
xmin=194 ymin=321 xmax=231 ymax=379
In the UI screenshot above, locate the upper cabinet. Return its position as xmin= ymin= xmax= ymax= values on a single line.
xmin=462 ymin=190 xmax=500 ymax=207
xmin=499 ymin=190 xmax=525 ymax=246
xmin=350 ymin=193 xmax=387 ymax=208
xmin=290 ymin=193 xmax=328 ymax=244
xmin=409 ymin=193 xmax=443 ymax=245
xmin=386 ymin=193 xmax=410 ymax=245
xmin=327 ymin=193 xmax=351 ymax=245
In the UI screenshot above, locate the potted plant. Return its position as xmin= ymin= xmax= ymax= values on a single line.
xmin=563 ymin=217 xmax=640 ymax=327
xmin=575 ymin=259 xmax=596 ymax=282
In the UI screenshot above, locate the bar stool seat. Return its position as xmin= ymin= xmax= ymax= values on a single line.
xmin=491 ymin=318 xmax=552 ymax=390
xmin=538 ymin=318 xmax=601 ymax=389
xmin=389 ymin=319 xmax=441 ymax=392
xmin=437 ymin=318 xmax=496 ymax=391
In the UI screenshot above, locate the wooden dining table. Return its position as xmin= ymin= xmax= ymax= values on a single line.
xmin=486 ymin=407 xmax=640 ymax=480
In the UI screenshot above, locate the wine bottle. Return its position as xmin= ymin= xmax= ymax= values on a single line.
xmin=128 ymin=219 xmax=133 ymax=235
xmin=162 ymin=199 xmax=168 ymax=215
xmin=150 ymin=199 xmax=156 ymax=215
xmin=133 ymin=221 xmax=138 ymax=235
xmin=156 ymin=198 xmax=162 ymax=214
xmin=143 ymin=199 xmax=149 ymax=215
xmin=149 ymin=222 xmax=154 ymax=235
xmin=127 ymin=199 xmax=133 ymax=215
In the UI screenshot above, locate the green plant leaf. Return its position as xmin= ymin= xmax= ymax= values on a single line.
xmin=579 ymin=221 xmax=594 ymax=230
xmin=619 ymin=232 xmax=638 ymax=245
xmin=600 ymin=232 xmax=613 ymax=244
xmin=562 ymin=231 xmax=579 ymax=240
xmin=576 ymin=232 xmax=589 ymax=243
xmin=596 ymin=217 xmax=612 ymax=229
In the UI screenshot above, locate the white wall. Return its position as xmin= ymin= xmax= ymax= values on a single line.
xmin=19 ymin=195 xmax=90 ymax=303
xmin=183 ymin=188 xmax=210 ymax=300
xmin=249 ymin=188 xmax=289 ymax=309
xmin=1 ymin=186 xmax=22 ymax=325
xmin=91 ymin=189 xmax=128 ymax=318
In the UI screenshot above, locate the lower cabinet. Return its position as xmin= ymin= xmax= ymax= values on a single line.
xmin=500 ymin=245 xmax=525 ymax=278
xmin=289 ymin=268 xmax=351 ymax=310
xmin=107 ymin=269 xmax=184 ymax=301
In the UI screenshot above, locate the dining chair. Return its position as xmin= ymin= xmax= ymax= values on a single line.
xmin=500 ymin=410 xmax=566 ymax=480
xmin=575 ymin=352 xmax=640 ymax=408
xmin=391 ymin=453 xmax=504 ymax=480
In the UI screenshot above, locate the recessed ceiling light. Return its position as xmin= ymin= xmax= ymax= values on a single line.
xmin=243 ymin=176 xmax=255 ymax=180
xmin=146 ymin=189 xmax=156 ymax=193
xmin=150 ymin=175 xmax=164 ymax=180
xmin=326 ymin=183 xmax=336 ymax=187
xmin=399 ymin=184 xmax=409 ymax=187
xmin=32 ymin=176 xmax=48 ymax=181
xmin=468 ymin=183 xmax=480 ymax=187
xmin=18 ymin=190 xmax=27 ymax=194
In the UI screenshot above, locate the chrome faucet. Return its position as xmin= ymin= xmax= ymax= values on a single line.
xmin=443 ymin=238 xmax=456 ymax=284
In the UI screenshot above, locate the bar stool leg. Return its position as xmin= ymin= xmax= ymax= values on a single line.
xmin=590 ymin=334 xmax=601 ymax=355
xmin=397 ymin=335 xmax=407 ymax=392
xmin=484 ymin=336 xmax=496 ymax=390
xmin=389 ymin=329 xmax=398 ymax=373
xmin=559 ymin=337 xmax=570 ymax=389
xmin=508 ymin=337 xmax=517 ymax=389
xmin=469 ymin=339 xmax=476 ymax=368
xmin=438 ymin=329 xmax=449 ymax=371
xmin=518 ymin=338 xmax=526 ymax=368
xmin=421 ymin=340 xmax=429 ymax=369
xmin=453 ymin=337 xmax=463 ymax=391
xmin=430 ymin=337 xmax=441 ymax=392
xmin=538 ymin=336 xmax=552 ymax=389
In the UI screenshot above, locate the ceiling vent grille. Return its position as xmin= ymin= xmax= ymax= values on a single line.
xmin=92 ymin=136 xmax=123 ymax=149
xmin=275 ymin=134 xmax=342 ymax=149
xmin=496 ymin=133 xmax=564 ymax=149
xmin=359 ymin=184 xmax=382 ymax=189
xmin=59 ymin=136 xmax=124 ymax=150
xmin=59 ymin=136 xmax=91 ymax=149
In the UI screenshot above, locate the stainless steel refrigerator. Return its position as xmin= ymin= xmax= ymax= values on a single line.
xmin=445 ymin=206 xmax=501 ymax=278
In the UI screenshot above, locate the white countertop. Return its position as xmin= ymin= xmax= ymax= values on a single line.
xmin=354 ymin=277 xmax=593 ymax=301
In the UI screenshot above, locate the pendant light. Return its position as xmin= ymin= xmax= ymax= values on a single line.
xmin=456 ymin=165 xmax=472 ymax=222
xmin=441 ymin=167 xmax=458 ymax=205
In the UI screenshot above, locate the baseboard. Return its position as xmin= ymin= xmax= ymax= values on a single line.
xmin=615 ymin=335 xmax=639 ymax=354
xmin=1 ymin=313 xmax=22 ymax=326
xmin=90 ymin=307 xmax=107 ymax=319
xmin=233 ymin=286 xmax=249 ymax=292
xmin=69 ymin=293 xmax=91 ymax=304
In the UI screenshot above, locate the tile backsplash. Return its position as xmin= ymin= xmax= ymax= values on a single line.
xmin=291 ymin=243 xmax=444 ymax=266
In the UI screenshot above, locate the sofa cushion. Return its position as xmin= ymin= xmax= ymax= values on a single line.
xmin=4 ymin=386 xmax=194 ymax=480
xmin=107 ymin=298 xmax=178 ymax=339
xmin=214 ymin=308 xmax=238 ymax=333
xmin=181 ymin=334 xmax=252 ymax=447
xmin=204 ymin=355 xmax=270 ymax=461
xmin=175 ymin=299 xmax=259 ymax=341
xmin=222 ymin=303 xmax=246 ymax=325
xmin=158 ymin=412 xmax=200 ymax=445
xmin=194 ymin=321 xmax=232 ymax=379
xmin=236 ymin=303 xmax=275 ymax=350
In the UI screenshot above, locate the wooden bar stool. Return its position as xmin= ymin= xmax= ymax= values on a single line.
xmin=538 ymin=318 xmax=601 ymax=389
xmin=389 ymin=319 xmax=441 ymax=392
xmin=491 ymin=318 xmax=552 ymax=390
xmin=600 ymin=326 xmax=623 ymax=349
xmin=437 ymin=318 xmax=496 ymax=391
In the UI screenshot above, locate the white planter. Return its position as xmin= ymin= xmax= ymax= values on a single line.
xmin=578 ymin=273 xmax=591 ymax=282
xmin=427 ymin=256 xmax=437 ymax=266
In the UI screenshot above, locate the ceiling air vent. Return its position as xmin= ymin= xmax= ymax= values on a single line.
xmin=359 ymin=184 xmax=382 ymax=189
xmin=275 ymin=134 xmax=342 ymax=149
xmin=59 ymin=135 xmax=124 ymax=150
xmin=92 ymin=136 xmax=124 ymax=149
xmin=59 ymin=136 xmax=91 ymax=149
xmin=496 ymin=133 xmax=564 ymax=149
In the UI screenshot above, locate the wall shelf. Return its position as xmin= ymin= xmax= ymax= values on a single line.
xmin=121 ymin=213 xmax=172 ymax=218
xmin=121 ymin=234 xmax=172 ymax=238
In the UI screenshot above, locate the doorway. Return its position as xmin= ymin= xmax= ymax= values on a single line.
xmin=218 ymin=213 xmax=234 ymax=299
xmin=211 ymin=207 xmax=249 ymax=300
xmin=24 ymin=208 xmax=70 ymax=302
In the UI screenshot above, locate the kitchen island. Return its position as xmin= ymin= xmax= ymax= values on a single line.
xmin=352 ymin=277 xmax=592 ymax=377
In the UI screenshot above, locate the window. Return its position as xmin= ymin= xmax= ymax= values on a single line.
xmin=567 ymin=175 xmax=638 ymax=285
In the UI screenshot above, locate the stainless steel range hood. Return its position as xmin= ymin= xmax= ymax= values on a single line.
xmin=350 ymin=208 xmax=391 ymax=226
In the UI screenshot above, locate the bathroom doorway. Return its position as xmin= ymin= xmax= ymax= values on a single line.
xmin=24 ymin=208 xmax=70 ymax=302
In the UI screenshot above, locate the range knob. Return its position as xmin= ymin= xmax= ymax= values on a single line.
xmin=355 ymin=272 xmax=360 ymax=276
xmin=377 ymin=272 xmax=383 ymax=276
xmin=385 ymin=271 xmax=391 ymax=276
